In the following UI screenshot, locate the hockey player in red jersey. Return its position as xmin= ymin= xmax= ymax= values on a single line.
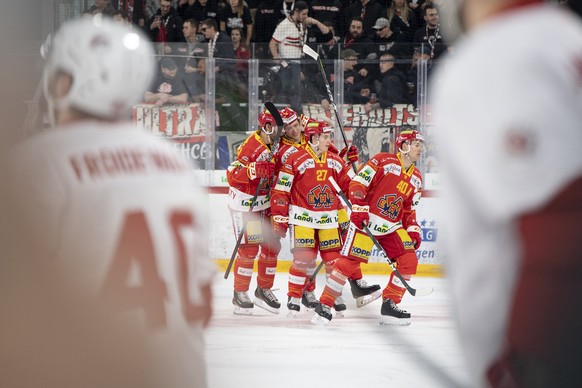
xmin=312 ymin=129 xmax=424 ymax=326
xmin=227 ymin=110 xmax=281 ymax=315
xmin=275 ymin=107 xmax=305 ymax=171
xmin=274 ymin=109 xmax=325 ymax=311
xmin=270 ymin=120 xmax=354 ymax=316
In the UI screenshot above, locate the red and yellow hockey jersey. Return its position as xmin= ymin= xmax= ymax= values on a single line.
xmin=273 ymin=133 xmax=306 ymax=173
xmin=349 ymin=152 xmax=422 ymax=236
xmin=271 ymin=146 xmax=352 ymax=229
xmin=227 ymin=131 xmax=273 ymax=212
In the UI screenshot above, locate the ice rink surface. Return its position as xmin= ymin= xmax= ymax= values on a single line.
xmin=206 ymin=274 xmax=472 ymax=388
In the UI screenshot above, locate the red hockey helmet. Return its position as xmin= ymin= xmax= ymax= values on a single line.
xmin=258 ymin=109 xmax=276 ymax=128
xmin=279 ymin=107 xmax=299 ymax=125
xmin=299 ymin=113 xmax=310 ymax=129
xmin=304 ymin=119 xmax=333 ymax=140
xmin=395 ymin=129 xmax=424 ymax=150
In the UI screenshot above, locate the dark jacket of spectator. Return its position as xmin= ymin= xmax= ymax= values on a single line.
xmin=374 ymin=66 xmax=409 ymax=108
xmin=147 ymin=7 xmax=185 ymax=43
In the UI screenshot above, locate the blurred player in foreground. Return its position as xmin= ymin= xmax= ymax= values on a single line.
xmin=434 ymin=0 xmax=582 ymax=386
xmin=5 ymin=17 xmax=214 ymax=387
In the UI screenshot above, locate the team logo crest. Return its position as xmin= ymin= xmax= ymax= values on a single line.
xmin=376 ymin=194 xmax=403 ymax=220
xmin=307 ymin=185 xmax=334 ymax=209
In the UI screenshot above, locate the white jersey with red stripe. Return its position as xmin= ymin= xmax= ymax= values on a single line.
xmin=433 ymin=3 xmax=582 ymax=385
xmin=8 ymin=121 xmax=215 ymax=387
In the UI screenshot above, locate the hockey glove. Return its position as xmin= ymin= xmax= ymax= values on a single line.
xmin=248 ymin=161 xmax=276 ymax=180
xmin=339 ymin=145 xmax=359 ymax=163
xmin=407 ymin=225 xmax=422 ymax=249
xmin=350 ymin=204 xmax=369 ymax=230
xmin=272 ymin=215 xmax=289 ymax=238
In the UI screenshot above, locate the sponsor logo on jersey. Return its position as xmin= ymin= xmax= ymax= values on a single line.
xmin=350 ymin=246 xmax=371 ymax=260
xmin=403 ymin=240 xmax=415 ymax=249
xmin=275 ymin=174 xmax=293 ymax=189
xmin=294 ymin=212 xmax=314 ymax=223
xmin=355 ymin=167 xmax=375 ymax=186
xmin=372 ymin=223 xmax=391 ymax=234
xmin=327 ymin=158 xmax=342 ymax=172
xmin=272 ymin=215 xmax=288 ymax=223
xmin=241 ymin=195 xmax=270 ymax=208
xmin=247 ymin=233 xmax=262 ymax=243
xmin=320 ymin=238 xmax=340 ymax=248
xmin=377 ymin=194 xmax=402 ymax=220
xmin=307 ymin=185 xmax=334 ymax=209
xmin=384 ymin=163 xmax=402 ymax=176
xmin=410 ymin=175 xmax=421 ymax=189
xmin=295 ymin=237 xmax=316 ymax=247
xmin=316 ymin=214 xmax=334 ymax=225
xmin=298 ymin=159 xmax=315 ymax=174
xmin=282 ymin=148 xmax=297 ymax=164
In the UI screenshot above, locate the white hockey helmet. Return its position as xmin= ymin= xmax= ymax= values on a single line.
xmin=43 ymin=17 xmax=155 ymax=121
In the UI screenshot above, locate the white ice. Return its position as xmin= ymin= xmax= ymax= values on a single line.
xmin=206 ymin=274 xmax=472 ymax=388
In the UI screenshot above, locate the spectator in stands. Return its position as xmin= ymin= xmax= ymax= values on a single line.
xmin=231 ymin=27 xmax=251 ymax=96
xmin=309 ymin=0 xmax=344 ymax=37
xmin=309 ymin=20 xmax=340 ymax=60
xmin=117 ymin=0 xmax=147 ymax=26
xmin=89 ymin=0 xmax=116 ymax=16
xmin=231 ymin=27 xmax=250 ymax=74
xmin=340 ymin=17 xmax=377 ymax=79
xmin=180 ymin=18 xmax=207 ymax=102
xmin=254 ymin=0 xmax=284 ymax=58
xmin=341 ymin=17 xmax=376 ymax=58
xmin=339 ymin=49 xmax=374 ymax=105
xmin=388 ymin=0 xmax=418 ymax=45
xmin=144 ymin=57 xmax=189 ymax=105
xmin=201 ymin=18 xmax=239 ymax=100
xmin=147 ymin=0 xmax=185 ymax=54
xmin=270 ymin=1 xmax=330 ymax=114
xmin=343 ymin=0 xmax=385 ymax=38
xmin=406 ymin=45 xmax=432 ymax=105
xmin=407 ymin=0 xmax=426 ymax=27
xmin=371 ymin=17 xmax=405 ymax=62
xmin=220 ymin=0 xmax=254 ymax=48
xmin=279 ymin=0 xmax=297 ymax=19
xmin=366 ymin=52 xmax=409 ymax=113
xmin=189 ymin=0 xmax=221 ymax=24
xmin=112 ymin=10 xmax=130 ymax=24
xmin=413 ymin=2 xmax=447 ymax=59
xmin=177 ymin=0 xmax=196 ymax=20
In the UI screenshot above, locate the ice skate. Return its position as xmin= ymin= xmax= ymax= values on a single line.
xmin=333 ymin=295 xmax=346 ymax=318
xmin=301 ymin=291 xmax=319 ymax=310
xmin=379 ymin=299 xmax=411 ymax=326
xmin=287 ymin=297 xmax=301 ymax=318
xmin=232 ymin=290 xmax=254 ymax=315
xmin=253 ymin=287 xmax=280 ymax=314
xmin=349 ymin=278 xmax=382 ymax=308
xmin=311 ymin=303 xmax=333 ymax=327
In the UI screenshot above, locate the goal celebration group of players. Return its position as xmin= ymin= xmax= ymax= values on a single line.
xmin=225 ymin=105 xmax=425 ymax=326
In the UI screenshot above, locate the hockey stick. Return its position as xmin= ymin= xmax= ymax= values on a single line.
xmin=328 ymin=177 xmax=433 ymax=297
xmin=302 ymin=44 xmax=357 ymax=174
xmin=224 ymin=102 xmax=285 ymax=279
